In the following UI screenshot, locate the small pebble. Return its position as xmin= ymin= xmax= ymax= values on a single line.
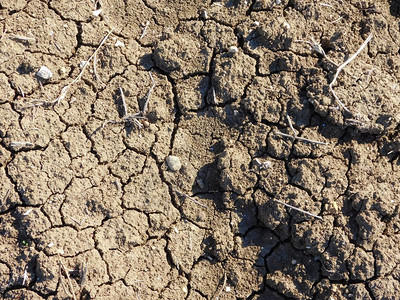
xmin=92 ymin=9 xmax=102 ymax=16
xmin=58 ymin=66 xmax=67 ymax=76
xmin=196 ymin=178 xmax=205 ymax=189
xmin=166 ymin=155 xmax=182 ymax=172
xmin=228 ymin=46 xmax=238 ymax=54
xmin=36 ymin=66 xmax=53 ymax=80
xmin=79 ymin=61 xmax=87 ymax=68
xmin=115 ymin=40 xmax=125 ymax=47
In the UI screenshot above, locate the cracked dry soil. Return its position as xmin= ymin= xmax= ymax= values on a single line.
xmin=0 ymin=0 xmax=400 ymax=299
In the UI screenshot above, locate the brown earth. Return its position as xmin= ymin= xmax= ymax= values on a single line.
xmin=0 ymin=0 xmax=400 ymax=299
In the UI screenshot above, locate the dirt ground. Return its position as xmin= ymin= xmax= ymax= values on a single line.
xmin=0 ymin=0 xmax=399 ymax=299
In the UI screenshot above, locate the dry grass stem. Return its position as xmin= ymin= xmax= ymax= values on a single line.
xmin=275 ymin=115 xmax=328 ymax=145
xmin=27 ymin=27 xmax=114 ymax=107
xmin=93 ymin=52 xmax=104 ymax=85
xmin=119 ymin=87 xmax=128 ymax=116
xmin=3 ymin=190 xmax=10 ymax=203
xmin=18 ymin=86 xmax=25 ymax=97
xmin=175 ymin=190 xmax=210 ymax=209
xmin=9 ymin=34 xmax=36 ymax=42
xmin=295 ymin=38 xmax=338 ymax=66
xmin=286 ymin=114 xmax=297 ymax=135
xmin=9 ymin=142 xmax=34 ymax=148
xmin=273 ymin=199 xmax=323 ymax=220
xmin=80 ymin=260 xmax=88 ymax=287
xmin=142 ymin=71 xmax=155 ymax=114
xmin=140 ymin=21 xmax=150 ymax=39
xmin=329 ymin=34 xmax=373 ymax=113
xmin=212 ymin=87 xmax=217 ymax=104
xmin=274 ymin=131 xmax=328 ymax=145
xmin=22 ymin=266 xmax=29 ymax=285
xmin=58 ymin=257 xmax=77 ymax=300
xmin=213 ymin=272 xmax=227 ymax=300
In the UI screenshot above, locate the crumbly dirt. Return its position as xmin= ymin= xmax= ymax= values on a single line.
xmin=0 ymin=0 xmax=400 ymax=299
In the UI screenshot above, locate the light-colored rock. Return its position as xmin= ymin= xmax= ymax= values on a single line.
xmin=166 ymin=156 xmax=181 ymax=172
xmin=36 ymin=66 xmax=52 ymax=80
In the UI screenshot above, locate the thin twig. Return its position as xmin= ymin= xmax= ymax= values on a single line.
xmin=3 ymin=190 xmax=10 ymax=203
xmin=273 ymin=199 xmax=323 ymax=220
xmin=80 ymin=260 xmax=88 ymax=287
xmin=93 ymin=51 xmax=104 ymax=85
xmin=329 ymin=34 xmax=373 ymax=113
xmin=330 ymin=14 xmax=344 ymax=24
xmin=295 ymin=38 xmax=338 ymax=66
xmin=213 ymin=272 xmax=227 ymax=300
xmin=34 ymin=27 xmax=114 ymax=106
xmin=274 ymin=131 xmax=328 ymax=145
xmin=286 ymin=114 xmax=297 ymax=136
xmin=58 ymin=258 xmax=77 ymax=300
xmin=212 ymin=87 xmax=217 ymax=104
xmin=101 ymin=119 xmax=117 ymax=129
xmin=140 ymin=21 xmax=150 ymax=39
xmin=119 ymin=87 xmax=128 ymax=117
xmin=22 ymin=265 xmax=29 ymax=285
xmin=175 ymin=190 xmax=210 ymax=209
xmin=8 ymin=34 xmax=36 ymax=41
xmin=142 ymin=71 xmax=155 ymax=114
xmin=9 ymin=142 xmax=34 ymax=148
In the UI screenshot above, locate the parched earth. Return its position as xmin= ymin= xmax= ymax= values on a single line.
xmin=0 ymin=0 xmax=400 ymax=299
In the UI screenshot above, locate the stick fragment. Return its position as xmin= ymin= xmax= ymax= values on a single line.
xmin=213 ymin=272 xmax=227 ymax=300
xmin=273 ymin=199 xmax=323 ymax=220
xmin=9 ymin=142 xmax=34 ymax=148
xmin=93 ymin=52 xmax=104 ymax=85
xmin=119 ymin=87 xmax=128 ymax=117
xmin=22 ymin=266 xmax=29 ymax=285
xmin=329 ymin=34 xmax=373 ymax=113
xmin=142 ymin=71 xmax=155 ymax=114
xmin=9 ymin=34 xmax=36 ymax=41
xmin=274 ymin=131 xmax=328 ymax=145
xmin=286 ymin=114 xmax=297 ymax=136
xmin=58 ymin=257 xmax=77 ymax=300
xmin=140 ymin=21 xmax=150 ymax=39
xmin=175 ymin=190 xmax=210 ymax=209
xmin=30 ymin=28 xmax=114 ymax=107
xmin=275 ymin=115 xmax=328 ymax=145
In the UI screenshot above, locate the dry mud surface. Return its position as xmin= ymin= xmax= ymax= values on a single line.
xmin=1 ymin=0 xmax=400 ymax=299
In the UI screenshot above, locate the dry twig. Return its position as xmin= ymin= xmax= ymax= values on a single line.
xmin=29 ymin=28 xmax=114 ymax=107
xmin=119 ymin=87 xmax=128 ymax=117
xmin=273 ymin=198 xmax=323 ymax=220
xmin=142 ymin=71 xmax=155 ymax=114
xmin=213 ymin=272 xmax=227 ymax=300
xmin=274 ymin=131 xmax=328 ymax=145
xmin=58 ymin=257 xmax=77 ymax=300
xmin=175 ymin=190 xmax=210 ymax=209
xmin=295 ymin=38 xmax=337 ymax=66
xmin=9 ymin=142 xmax=34 ymax=148
xmin=274 ymin=114 xmax=328 ymax=146
xmin=140 ymin=21 xmax=150 ymax=39
xmin=329 ymin=34 xmax=373 ymax=113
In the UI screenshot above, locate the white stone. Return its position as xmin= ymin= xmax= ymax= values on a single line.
xmin=115 ymin=40 xmax=125 ymax=47
xmin=93 ymin=9 xmax=102 ymax=16
xmin=166 ymin=155 xmax=182 ymax=172
xmin=36 ymin=66 xmax=53 ymax=80
xmin=228 ymin=46 xmax=238 ymax=54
